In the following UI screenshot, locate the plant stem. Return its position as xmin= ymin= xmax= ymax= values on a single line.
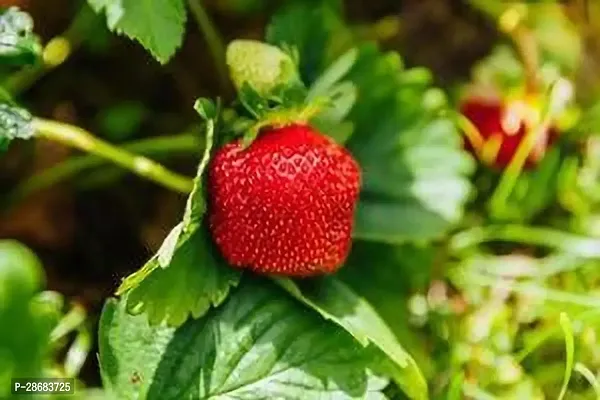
xmin=186 ymin=0 xmax=230 ymax=95
xmin=488 ymin=118 xmax=549 ymax=216
xmin=32 ymin=118 xmax=194 ymax=194
xmin=4 ymin=5 xmax=96 ymax=94
xmin=496 ymin=4 xmax=539 ymax=93
xmin=50 ymin=304 xmax=87 ymax=343
xmin=461 ymin=271 xmax=600 ymax=309
xmin=8 ymin=132 xmax=200 ymax=203
xmin=512 ymin=26 xmax=540 ymax=94
xmin=515 ymin=309 xmax=600 ymax=362
xmin=489 ymin=79 xmax=572 ymax=216
xmin=450 ymin=224 xmax=600 ymax=258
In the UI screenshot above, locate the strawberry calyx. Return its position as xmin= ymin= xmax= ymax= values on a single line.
xmin=225 ymin=74 xmax=331 ymax=149
xmin=238 ymin=98 xmax=328 ymax=148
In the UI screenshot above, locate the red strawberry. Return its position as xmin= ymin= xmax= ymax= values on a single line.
xmin=461 ymin=96 xmax=558 ymax=169
xmin=208 ymin=123 xmax=361 ymax=277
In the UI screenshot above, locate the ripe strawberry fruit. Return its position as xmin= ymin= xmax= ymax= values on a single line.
xmin=461 ymin=96 xmax=558 ymax=169
xmin=208 ymin=123 xmax=361 ymax=277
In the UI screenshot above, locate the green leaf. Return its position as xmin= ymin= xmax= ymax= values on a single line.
xmin=268 ymin=82 xmax=308 ymax=108
xmin=274 ymin=276 xmax=428 ymax=400
xmin=304 ymin=47 xmax=359 ymax=142
xmin=238 ymin=82 xmax=270 ymax=119
xmin=87 ymin=0 xmax=186 ymax=64
xmin=557 ymin=312 xmax=574 ymax=400
xmin=307 ymin=47 xmax=358 ymax=100
xmin=0 ymin=7 xmax=42 ymax=65
xmin=126 ymin=229 xmax=241 ymax=327
xmin=100 ymin=278 xmax=388 ymax=399
xmin=339 ymin=242 xmax=436 ymax=377
xmin=181 ymin=118 xmax=214 ymax=231
xmin=266 ymin=0 xmax=349 ymax=84
xmin=0 ymin=102 xmax=34 ymax=140
xmin=193 ymin=97 xmax=217 ymax=121
xmin=117 ymin=115 xmax=240 ymax=326
xmin=311 ymin=81 xmax=356 ymax=138
xmin=345 ymin=45 xmax=474 ymax=242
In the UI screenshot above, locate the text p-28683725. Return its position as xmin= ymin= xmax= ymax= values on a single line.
xmin=12 ymin=378 xmax=74 ymax=395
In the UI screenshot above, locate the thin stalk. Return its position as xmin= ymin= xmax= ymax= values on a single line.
xmin=574 ymin=363 xmax=600 ymax=399
xmin=50 ymin=304 xmax=86 ymax=343
xmin=461 ymin=271 xmax=600 ymax=308
xmin=515 ymin=309 xmax=600 ymax=362
xmin=450 ymin=224 xmax=600 ymax=258
xmin=8 ymin=132 xmax=200 ymax=203
xmin=511 ymin=26 xmax=540 ymax=93
xmin=32 ymin=118 xmax=194 ymax=194
xmin=496 ymin=4 xmax=539 ymax=92
xmin=186 ymin=0 xmax=231 ymax=95
xmin=64 ymin=324 xmax=91 ymax=378
xmin=488 ymin=116 xmax=551 ymax=216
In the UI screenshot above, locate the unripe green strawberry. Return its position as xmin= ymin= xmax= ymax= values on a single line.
xmin=208 ymin=124 xmax=361 ymax=277
xmin=226 ymin=40 xmax=299 ymax=96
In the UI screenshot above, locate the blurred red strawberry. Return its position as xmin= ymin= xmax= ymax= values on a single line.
xmin=460 ymin=96 xmax=558 ymax=169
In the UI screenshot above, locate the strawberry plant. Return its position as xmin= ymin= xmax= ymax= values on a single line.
xmin=1 ymin=0 xmax=600 ymax=399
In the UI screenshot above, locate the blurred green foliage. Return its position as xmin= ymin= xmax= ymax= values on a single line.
xmin=0 ymin=241 xmax=53 ymax=398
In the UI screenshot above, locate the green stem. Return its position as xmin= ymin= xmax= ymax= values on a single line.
xmin=32 ymin=118 xmax=194 ymax=194
xmin=450 ymin=225 xmax=600 ymax=258
xmin=4 ymin=5 xmax=95 ymax=94
xmin=574 ymin=363 xmax=600 ymax=399
xmin=8 ymin=131 xmax=200 ymax=203
xmin=64 ymin=324 xmax=92 ymax=378
xmin=186 ymin=0 xmax=230 ymax=95
xmin=460 ymin=271 xmax=600 ymax=308
xmin=50 ymin=304 xmax=87 ymax=343
xmin=515 ymin=309 xmax=600 ymax=362
xmin=488 ymin=118 xmax=550 ymax=217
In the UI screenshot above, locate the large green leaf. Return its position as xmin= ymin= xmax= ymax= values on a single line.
xmin=266 ymin=0 xmax=349 ymax=84
xmin=117 ymin=113 xmax=240 ymax=326
xmin=339 ymin=242 xmax=437 ymax=377
xmin=99 ymin=278 xmax=388 ymax=400
xmin=275 ymin=277 xmax=428 ymax=400
xmin=88 ymin=0 xmax=186 ymax=64
xmin=346 ymin=45 xmax=474 ymax=242
xmin=125 ymin=228 xmax=240 ymax=327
